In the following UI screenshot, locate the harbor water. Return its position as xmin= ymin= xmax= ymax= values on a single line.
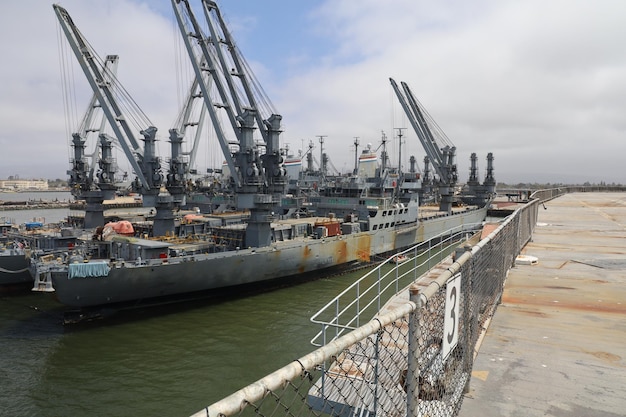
xmin=1 ymin=266 xmax=371 ymax=417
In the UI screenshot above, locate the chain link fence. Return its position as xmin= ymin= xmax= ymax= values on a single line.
xmin=190 ymin=198 xmax=541 ymax=417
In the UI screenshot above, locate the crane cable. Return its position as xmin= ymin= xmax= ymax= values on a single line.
xmin=413 ymin=96 xmax=454 ymax=149
xmin=57 ymin=21 xmax=79 ymax=164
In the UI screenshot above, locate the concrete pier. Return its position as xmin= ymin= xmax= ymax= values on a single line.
xmin=459 ymin=192 xmax=626 ymax=417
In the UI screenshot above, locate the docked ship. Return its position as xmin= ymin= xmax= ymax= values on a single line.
xmin=33 ymin=2 xmax=496 ymax=318
xmin=33 ymin=177 xmax=492 ymax=312
xmin=1 ymin=218 xmax=78 ymax=289
xmin=0 ymin=230 xmax=31 ymax=288
xmin=0 ymin=195 xmax=146 ymax=290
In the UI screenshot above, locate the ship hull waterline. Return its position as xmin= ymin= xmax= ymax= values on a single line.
xmin=49 ymin=208 xmax=488 ymax=309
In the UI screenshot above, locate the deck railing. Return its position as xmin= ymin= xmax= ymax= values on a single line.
xmin=309 ymin=223 xmax=483 ymax=348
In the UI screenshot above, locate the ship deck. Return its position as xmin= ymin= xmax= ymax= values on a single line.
xmin=459 ymin=192 xmax=626 ymax=416
xmin=418 ymin=203 xmax=483 ymax=220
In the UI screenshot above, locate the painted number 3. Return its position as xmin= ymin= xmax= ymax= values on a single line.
xmin=447 ymin=286 xmax=457 ymax=344
xmin=443 ymin=273 xmax=461 ymax=360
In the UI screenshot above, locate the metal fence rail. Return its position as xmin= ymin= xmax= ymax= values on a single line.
xmin=190 ymin=198 xmax=541 ymax=417
xmin=310 ymin=223 xmax=483 ymax=348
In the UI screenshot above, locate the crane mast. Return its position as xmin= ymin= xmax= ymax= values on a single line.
xmin=166 ymin=79 xmax=204 ymax=201
xmin=68 ymin=54 xmax=119 ymax=199
xmin=169 ymin=77 xmax=208 ymax=178
xmin=64 ymin=54 xmax=121 ymax=228
xmin=172 ymin=0 xmax=287 ymax=247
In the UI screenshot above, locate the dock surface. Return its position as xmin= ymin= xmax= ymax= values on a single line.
xmin=459 ymin=192 xmax=626 ymax=417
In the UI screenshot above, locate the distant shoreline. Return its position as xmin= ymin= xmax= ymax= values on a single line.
xmin=0 ymin=190 xmax=72 ymax=211
xmin=0 ymin=188 xmax=70 ymax=193
xmin=0 ymin=202 xmax=70 ymax=211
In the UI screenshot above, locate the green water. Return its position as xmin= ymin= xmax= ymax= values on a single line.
xmin=0 ymin=272 xmax=367 ymax=417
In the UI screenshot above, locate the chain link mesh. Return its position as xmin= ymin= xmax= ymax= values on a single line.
xmin=192 ymin=200 xmax=541 ymax=417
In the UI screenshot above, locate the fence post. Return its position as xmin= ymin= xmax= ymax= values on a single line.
xmin=407 ymin=285 xmax=422 ymax=417
xmin=455 ymin=244 xmax=474 ymax=396
xmin=373 ymin=328 xmax=381 ymax=416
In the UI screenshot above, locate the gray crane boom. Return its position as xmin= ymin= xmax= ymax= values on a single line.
xmin=390 ymin=78 xmax=458 ymax=212
xmin=169 ymin=76 xmax=207 ymax=176
xmin=203 ymin=0 xmax=274 ymax=145
xmin=67 ymin=54 xmax=118 ymax=194
xmin=54 ymin=4 xmax=153 ymax=191
xmin=84 ymin=55 xmax=119 ymax=183
xmin=171 ymin=0 xmax=241 ymax=187
xmin=390 ymin=78 xmax=447 ymax=179
xmin=400 ymin=81 xmax=443 ymax=166
xmin=202 ymin=0 xmax=285 ymax=175
xmin=173 ymin=0 xmax=287 ymax=248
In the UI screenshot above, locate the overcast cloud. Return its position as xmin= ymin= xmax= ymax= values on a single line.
xmin=1 ymin=0 xmax=624 ymax=184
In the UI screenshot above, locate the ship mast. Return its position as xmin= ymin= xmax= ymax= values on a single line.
xmin=317 ymin=135 xmax=327 ymax=180
xmin=395 ymin=127 xmax=405 ymax=199
xmin=353 ymin=137 xmax=360 ymax=175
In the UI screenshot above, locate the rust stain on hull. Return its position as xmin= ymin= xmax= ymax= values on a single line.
xmin=298 ymin=245 xmax=312 ymax=273
xmin=336 ymin=240 xmax=348 ymax=265
xmin=356 ymin=234 xmax=371 ymax=262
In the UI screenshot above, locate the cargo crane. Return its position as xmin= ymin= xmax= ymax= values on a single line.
xmin=390 ymin=78 xmax=458 ymax=212
xmin=66 ymin=55 xmax=119 ymax=227
xmin=166 ymin=77 xmax=206 ymax=197
xmin=168 ymin=73 xmax=238 ymax=211
xmin=172 ymin=0 xmax=287 ymax=247
xmin=390 ymin=78 xmax=495 ymax=209
xmin=77 ymin=55 xmax=120 ymax=190
xmin=54 ymin=4 xmax=185 ymax=235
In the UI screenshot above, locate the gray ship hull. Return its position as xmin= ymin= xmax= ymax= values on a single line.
xmin=49 ymin=207 xmax=488 ymax=308
xmin=0 ymin=254 xmax=32 ymax=286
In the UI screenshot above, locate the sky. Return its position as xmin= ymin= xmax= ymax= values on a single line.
xmin=1 ymin=0 xmax=625 ymax=185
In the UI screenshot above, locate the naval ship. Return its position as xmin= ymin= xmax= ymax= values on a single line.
xmin=33 ymin=2 xmax=496 ymax=318
xmin=1 ymin=219 xmax=79 ymax=289
xmin=32 ymin=169 xmax=493 ymax=312
xmin=0 ymin=219 xmax=29 ymax=287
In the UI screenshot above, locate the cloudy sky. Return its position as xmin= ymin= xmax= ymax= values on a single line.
xmin=1 ymin=0 xmax=624 ymax=185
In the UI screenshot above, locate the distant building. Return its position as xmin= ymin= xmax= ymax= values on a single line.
xmin=0 ymin=179 xmax=49 ymax=191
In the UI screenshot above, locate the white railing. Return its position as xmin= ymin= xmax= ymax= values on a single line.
xmin=309 ymin=223 xmax=483 ymax=347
